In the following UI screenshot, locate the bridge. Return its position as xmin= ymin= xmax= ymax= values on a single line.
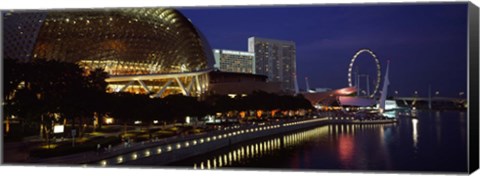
xmin=393 ymin=96 xmax=466 ymax=109
xmin=394 ymin=96 xmax=466 ymax=104
xmin=394 ymin=96 xmax=465 ymax=102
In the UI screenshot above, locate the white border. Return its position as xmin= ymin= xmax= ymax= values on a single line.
xmin=1 ymin=1 xmax=479 ymax=176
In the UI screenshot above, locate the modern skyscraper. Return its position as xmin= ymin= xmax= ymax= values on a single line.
xmin=213 ymin=49 xmax=255 ymax=74
xmin=248 ymin=37 xmax=297 ymax=93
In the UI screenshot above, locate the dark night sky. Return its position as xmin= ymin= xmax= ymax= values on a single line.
xmin=179 ymin=3 xmax=468 ymax=97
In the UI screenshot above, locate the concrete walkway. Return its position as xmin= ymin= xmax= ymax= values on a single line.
xmin=24 ymin=119 xmax=301 ymax=165
xmin=4 ymin=124 xmax=177 ymax=163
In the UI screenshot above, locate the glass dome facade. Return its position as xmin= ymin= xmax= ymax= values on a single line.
xmin=3 ymin=8 xmax=214 ymax=76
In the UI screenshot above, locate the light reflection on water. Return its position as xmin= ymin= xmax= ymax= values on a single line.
xmin=191 ymin=126 xmax=330 ymax=169
xmin=190 ymin=123 xmax=400 ymax=170
xmin=412 ymin=118 xmax=418 ymax=149
xmin=173 ymin=111 xmax=466 ymax=172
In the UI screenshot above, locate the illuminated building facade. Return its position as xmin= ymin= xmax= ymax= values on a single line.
xmin=213 ymin=49 xmax=255 ymax=74
xmin=3 ymin=8 xmax=214 ymax=97
xmin=248 ymin=37 xmax=297 ymax=93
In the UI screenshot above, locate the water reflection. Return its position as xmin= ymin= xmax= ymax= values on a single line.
xmin=177 ymin=111 xmax=466 ymax=172
xmin=412 ymin=118 xmax=418 ymax=149
xmin=459 ymin=111 xmax=466 ymax=142
xmin=192 ymin=126 xmax=329 ymax=169
xmin=434 ymin=111 xmax=441 ymax=144
xmin=191 ymin=124 xmax=399 ymax=170
xmin=338 ymin=135 xmax=354 ymax=167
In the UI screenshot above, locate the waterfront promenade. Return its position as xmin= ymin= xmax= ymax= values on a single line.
xmin=26 ymin=115 xmax=396 ymax=167
xmin=26 ymin=118 xmax=323 ymax=165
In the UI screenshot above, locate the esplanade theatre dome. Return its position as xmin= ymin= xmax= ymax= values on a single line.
xmin=3 ymin=8 xmax=215 ymax=97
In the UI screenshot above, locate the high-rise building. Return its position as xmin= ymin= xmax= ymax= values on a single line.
xmin=213 ymin=49 xmax=255 ymax=74
xmin=248 ymin=37 xmax=297 ymax=93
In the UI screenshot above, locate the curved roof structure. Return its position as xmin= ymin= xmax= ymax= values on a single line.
xmin=3 ymin=8 xmax=215 ymax=97
xmin=3 ymin=8 xmax=214 ymax=76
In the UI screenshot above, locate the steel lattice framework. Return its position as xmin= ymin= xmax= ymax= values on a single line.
xmin=3 ymin=8 xmax=215 ymax=97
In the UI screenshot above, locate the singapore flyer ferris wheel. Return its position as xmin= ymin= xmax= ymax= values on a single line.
xmin=348 ymin=48 xmax=382 ymax=98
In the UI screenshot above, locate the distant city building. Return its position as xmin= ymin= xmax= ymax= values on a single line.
xmin=213 ymin=49 xmax=255 ymax=74
xmin=248 ymin=37 xmax=297 ymax=93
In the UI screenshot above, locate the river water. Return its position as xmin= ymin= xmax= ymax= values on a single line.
xmin=170 ymin=110 xmax=468 ymax=173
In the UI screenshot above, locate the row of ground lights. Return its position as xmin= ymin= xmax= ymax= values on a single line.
xmin=100 ymin=121 xmax=317 ymax=166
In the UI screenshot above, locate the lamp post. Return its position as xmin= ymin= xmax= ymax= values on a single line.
xmin=412 ymin=91 xmax=418 ymax=108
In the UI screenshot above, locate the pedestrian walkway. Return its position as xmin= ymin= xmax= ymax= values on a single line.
xmin=26 ymin=119 xmax=304 ymax=165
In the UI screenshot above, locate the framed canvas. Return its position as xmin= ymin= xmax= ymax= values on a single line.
xmin=1 ymin=0 xmax=479 ymax=176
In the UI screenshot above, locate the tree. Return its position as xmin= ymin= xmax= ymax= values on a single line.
xmin=83 ymin=68 xmax=110 ymax=130
xmin=163 ymin=94 xmax=205 ymax=122
xmin=3 ymin=59 xmax=111 ymax=141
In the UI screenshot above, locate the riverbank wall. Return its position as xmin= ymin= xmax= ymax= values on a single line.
xmin=97 ymin=117 xmax=397 ymax=166
xmin=99 ymin=118 xmax=329 ymax=166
